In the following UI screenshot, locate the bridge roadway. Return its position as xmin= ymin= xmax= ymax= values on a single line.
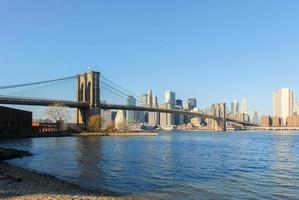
xmin=0 ymin=95 xmax=254 ymax=126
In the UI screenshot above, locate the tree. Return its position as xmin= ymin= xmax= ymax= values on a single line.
xmin=105 ymin=121 xmax=116 ymax=133
xmin=88 ymin=115 xmax=103 ymax=132
xmin=47 ymin=102 xmax=70 ymax=133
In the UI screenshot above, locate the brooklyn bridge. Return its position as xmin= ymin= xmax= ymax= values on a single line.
xmin=0 ymin=71 xmax=256 ymax=131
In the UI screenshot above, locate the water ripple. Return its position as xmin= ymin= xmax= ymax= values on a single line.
xmin=1 ymin=131 xmax=299 ymax=199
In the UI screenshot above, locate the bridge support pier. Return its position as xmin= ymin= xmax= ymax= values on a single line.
xmin=211 ymin=103 xmax=227 ymax=132
xmin=76 ymin=71 xmax=101 ymax=128
xmin=212 ymin=118 xmax=227 ymax=132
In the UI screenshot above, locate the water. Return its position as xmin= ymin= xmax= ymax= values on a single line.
xmin=1 ymin=132 xmax=299 ymax=200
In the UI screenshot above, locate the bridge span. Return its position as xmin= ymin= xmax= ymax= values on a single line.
xmin=0 ymin=71 xmax=257 ymax=131
xmin=0 ymin=95 xmax=254 ymax=127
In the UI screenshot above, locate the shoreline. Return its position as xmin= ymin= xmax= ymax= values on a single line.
xmin=0 ymin=148 xmax=138 ymax=200
xmin=78 ymin=132 xmax=158 ymax=137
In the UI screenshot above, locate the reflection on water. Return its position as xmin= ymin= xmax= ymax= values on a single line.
xmin=1 ymin=132 xmax=299 ymax=199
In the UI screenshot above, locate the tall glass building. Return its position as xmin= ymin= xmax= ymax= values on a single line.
xmin=127 ymin=96 xmax=136 ymax=123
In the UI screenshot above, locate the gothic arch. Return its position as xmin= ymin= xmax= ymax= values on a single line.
xmin=86 ymin=81 xmax=91 ymax=102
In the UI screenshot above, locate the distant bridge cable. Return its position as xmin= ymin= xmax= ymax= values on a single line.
xmin=101 ymin=84 xmax=132 ymax=101
xmin=100 ymin=81 xmax=142 ymax=102
xmin=0 ymin=76 xmax=76 ymax=90
xmin=101 ymin=75 xmax=141 ymax=100
xmin=101 ymin=83 xmax=143 ymax=105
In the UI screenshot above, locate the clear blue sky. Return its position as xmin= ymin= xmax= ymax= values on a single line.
xmin=1 ymin=0 xmax=299 ymax=116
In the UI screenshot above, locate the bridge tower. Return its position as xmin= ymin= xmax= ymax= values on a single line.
xmin=76 ymin=71 xmax=100 ymax=126
xmin=211 ymin=103 xmax=227 ymax=132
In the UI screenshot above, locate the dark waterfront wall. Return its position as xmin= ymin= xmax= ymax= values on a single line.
xmin=0 ymin=106 xmax=32 ymax=136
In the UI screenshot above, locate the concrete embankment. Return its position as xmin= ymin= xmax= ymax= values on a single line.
xmin=0 ymin=148 xmax=139 ymax=200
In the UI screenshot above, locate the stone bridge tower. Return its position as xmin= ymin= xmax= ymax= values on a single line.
xmin=211 ymin=103 xmax=227 ymax=131
xmin=76 ymin=71 xmax=100 ymax=126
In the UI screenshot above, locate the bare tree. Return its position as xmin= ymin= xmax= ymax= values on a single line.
xmin=46 ymin=102 xmax=70 ymax=133
xmin=88 ymin=115 xmax=103 ymax=132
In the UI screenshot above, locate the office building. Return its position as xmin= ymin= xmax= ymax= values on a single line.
xmin=148 ymin=94 xmax=160 ymax=125
xmin=231 ymin=100 xmax=239 ymax=114
xmin=160 ymin=103 xmax=175 ymax=126
xmin=165 ymin=90 xmax=176 ymax=107
xmin=241 ymin=97 xmax=247 ymax=114
xmin=187 ymin=98 xmax=197 ymax=110
xmin=273 ymin=88 xmax=294 ymax=125
xmin=174 ymin=99 xmax=184 ymax=125
xmin=138 ymin=93 xmax=149 ymax=123
xmin=127 ymin=96 xmax=137 ymax=123
xmin=176 ymin=99 xmax=183 ymax=107
xmin=252 ymin=111 xmax=260 ymax=125
xmin=147 ymin=90 xmax=153 ymax=106
xmin=162 ymin=91 xmax=175 ymax=125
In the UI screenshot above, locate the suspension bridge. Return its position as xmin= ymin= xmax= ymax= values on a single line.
xmin=0 ymin=71 xmax=255 ymax=131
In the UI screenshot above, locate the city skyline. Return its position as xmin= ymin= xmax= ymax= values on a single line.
xmin=2 ymin=1 xmax=299 ymax=116
xmin=2 ymin=2 xmax=299 ymax=200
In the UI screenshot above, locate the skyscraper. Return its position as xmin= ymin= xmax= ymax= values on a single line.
xmin=175 ymin=99 xmax=183 ymax=125
xmin=165 ymin=91 xmax=176 ymax=107
xmin=138 ymin=93 xmax=148 ymax=123
xmin=252 ymin=111 xmax=260 ymax=125
xmin=147 ymin=89 xmax=153 ymax=106
xmin=231 ymin=100 xmax=239 ymax=114
xmin=141 ymin=94 xmax=148 ymax=106
xmin=127 ymin=96 xmax=136 ymax=123
xmin=163 ymin=91 xmax=175 ymax=125
xmin=176 ymin=99 xmax=183 ymax=107
xmin=273 ymin=88 xmax=294 ymax=125
xmin=241 ymin=97 xmax=247 ymax=114
xmin=160 ymin=103 xmax=175 ymax=126
xmin=187 ymin=98 xmax=197 ymax=110
xmin=148 ymin=94 xmax=160 ymax=125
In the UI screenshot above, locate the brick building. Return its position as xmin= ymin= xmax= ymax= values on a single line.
xmin=261 ymin=116 xmax=272 ymax=127
xmin=272 ymin=117 xmax=282 ymax=127
xmin=286 ymin=116 xmax=299 ymax=127
xmin=0 ymin=106 xmax=32 ymax=136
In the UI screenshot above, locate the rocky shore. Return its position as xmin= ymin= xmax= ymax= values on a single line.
xmin=0 ymin=148 xmax=139 ymax=200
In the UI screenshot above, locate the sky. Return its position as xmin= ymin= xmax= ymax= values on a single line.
xmin=1 ymin=0 xmax=299 ymax=116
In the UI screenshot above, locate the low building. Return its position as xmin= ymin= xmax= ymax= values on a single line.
xmin=190 ymin=117 xmax=201 ymax=127
xmin=228 ymin=113 xmax=250 ymax=122
xmin=272 ymin=117 xmax=282 ymax=127
xmin=286 ymin=116 xmax=299 ymax=127
xmin=260 ymin=116 xmax=272 ymax=127
xmin=32 ymin=121 xmax=58 ymax=133
xmin=0 ymin=106 xmax=32 ymax=136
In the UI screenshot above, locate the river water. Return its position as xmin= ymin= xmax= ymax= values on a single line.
xmin=1 ymin=132 xmax=299 ymax=200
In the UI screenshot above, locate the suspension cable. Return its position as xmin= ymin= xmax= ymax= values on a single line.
xmin=101 ymin=75 xmax=141 ymax=100
xmin=100 ymin=81 xmax=142 ymax=102
xmin=0 ymin=76 xmax=76 ymax=90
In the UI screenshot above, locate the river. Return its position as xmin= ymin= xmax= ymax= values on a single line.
xmin=1 ymin=131 xmax=299 ymax=199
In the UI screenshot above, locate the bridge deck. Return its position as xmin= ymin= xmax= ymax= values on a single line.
xmin=0 ymin=95 xmax=255 ymax=126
